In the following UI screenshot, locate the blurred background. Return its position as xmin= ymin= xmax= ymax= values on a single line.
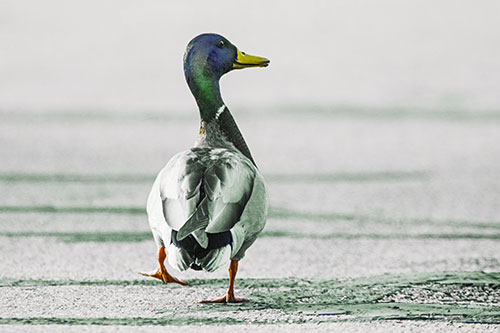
xmin=1 ymin=0 xmax=500 ymax=327
xmin=1 ymin=0 xmax=500 ymax=233
xmin=1 ymin=0 xmax=500 ymax=240
xmin=2 ymin=0 xmax=500 ymax=113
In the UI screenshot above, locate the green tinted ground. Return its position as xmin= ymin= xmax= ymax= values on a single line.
xmin=0 ymin=111 xmax=499 ymax=330
xmin=1 ymin=272 xmax=499 ymax=325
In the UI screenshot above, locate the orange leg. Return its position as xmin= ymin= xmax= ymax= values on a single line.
xmin=200 ymin=259 xmax=248 ymax=303
xmin=140 ymin=246 xmax=188 ymax=286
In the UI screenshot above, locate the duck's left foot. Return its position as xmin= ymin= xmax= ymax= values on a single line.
xmin=199 ymin=295 xmax=249 ymax=304
xmin=199 ymin=259 xmax=248 ymax=303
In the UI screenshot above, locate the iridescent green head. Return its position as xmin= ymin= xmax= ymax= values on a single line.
xmin=184 ymin=33 xmax=269 ymax=121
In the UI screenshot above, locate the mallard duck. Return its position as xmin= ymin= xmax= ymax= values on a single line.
xmin=140 ymin=33 xmax=269 ymax=303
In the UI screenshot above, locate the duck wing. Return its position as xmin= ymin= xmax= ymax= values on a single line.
xmin=158 ymin=148 xmax=256 ymax=248
xmin=229 ymin=170 xmax=268 ymax=260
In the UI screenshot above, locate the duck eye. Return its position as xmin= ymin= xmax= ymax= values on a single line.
xmin=217 ymin=40 xmax=225 ymax=48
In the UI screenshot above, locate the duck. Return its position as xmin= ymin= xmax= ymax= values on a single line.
xmin=140 ymin=33 xmax=269 ymax=303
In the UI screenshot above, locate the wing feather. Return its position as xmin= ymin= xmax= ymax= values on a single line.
xmin=158 ymin=148 xmax=256 ymax=240
xmin=177 ymin=196 xmax=210 ymax=240
xmin=230 ymin=170 xmax=268 ymax=260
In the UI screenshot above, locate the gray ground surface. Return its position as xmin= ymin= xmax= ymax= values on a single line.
xmin=1 ymin=111 xmax=499 ymax=331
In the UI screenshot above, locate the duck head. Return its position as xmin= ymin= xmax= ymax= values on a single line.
xmin=184 ymin=33 xmax=269 ymax=121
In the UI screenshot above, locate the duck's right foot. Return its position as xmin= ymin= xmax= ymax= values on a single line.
xmin=139 ymin=246 xmax=188 ymax=286
xmin=139 ymin=269 xmax=188 ymax=286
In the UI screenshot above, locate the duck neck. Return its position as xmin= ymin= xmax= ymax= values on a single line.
xmin=186 ymin=69 xmax=224 ymax=121
xmin=187 ymin=69 xmax=256 ymax=166
xmin=197 ymin=106 xmax=256 ymax=166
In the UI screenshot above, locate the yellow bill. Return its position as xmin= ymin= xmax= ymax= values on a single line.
xmin=233 ymin=49 xmax=270 ymax=69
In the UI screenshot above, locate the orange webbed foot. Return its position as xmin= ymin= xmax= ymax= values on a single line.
xmin=139 ymin=269 xmax=188 ymax=286
xmin=199 ymin=295 xmax=249 ymax=304
xmin=200 ymin=259 xmax=248 ymax=303
xmin=140 ymin=246 xmax=188 ymax=286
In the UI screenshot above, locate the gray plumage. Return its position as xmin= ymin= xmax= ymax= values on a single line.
xmin=146 ymin=113 xmax=268 ymax=272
